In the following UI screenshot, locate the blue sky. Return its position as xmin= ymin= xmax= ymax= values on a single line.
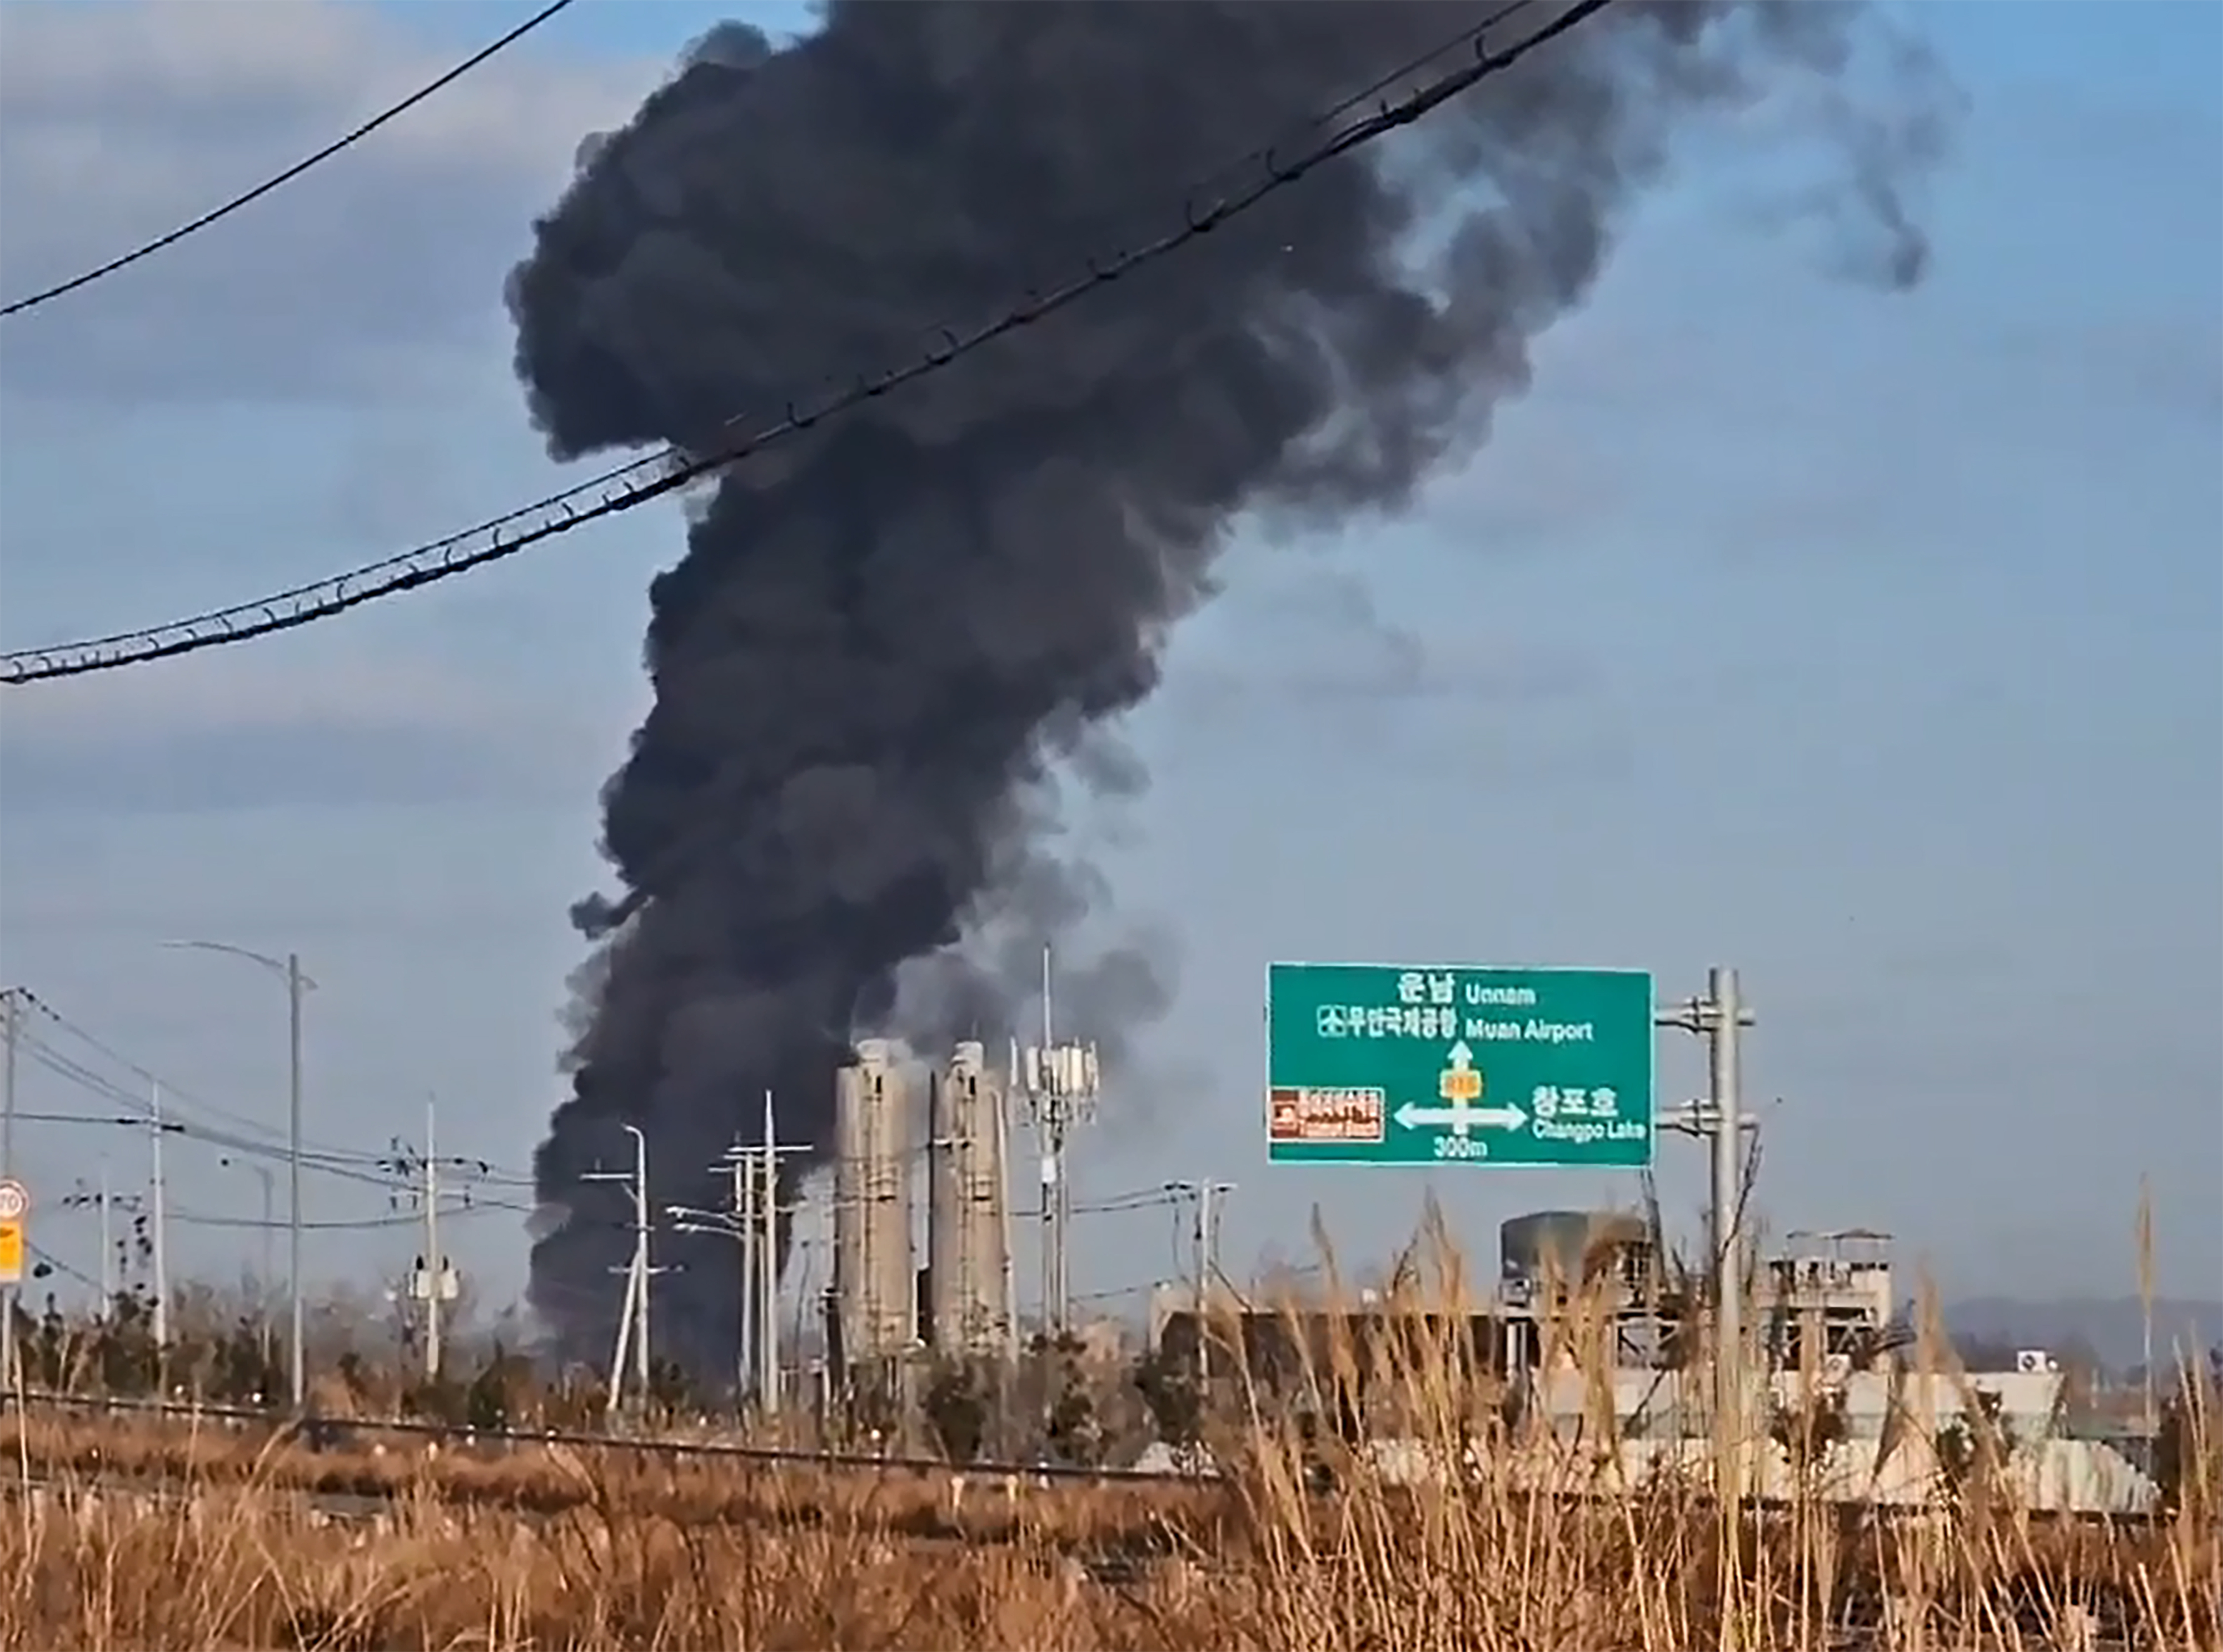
xmin=0 ymin=0 xmax=2216 ymax=1333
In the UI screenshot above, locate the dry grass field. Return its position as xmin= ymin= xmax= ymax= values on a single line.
xmin=3 ymin=1446 xmax=2214 ymax=1650
xmin=4 ymin=1389 xmax=2216 ymax=1648
xmin=3 ymin=1259 xmax=2215 ymax=1649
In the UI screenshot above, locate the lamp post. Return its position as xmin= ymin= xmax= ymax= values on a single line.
xmin=161 ymin=940 xmax=313 ymax=1410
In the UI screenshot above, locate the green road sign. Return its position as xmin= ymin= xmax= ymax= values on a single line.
xmin=1265 ymin=962 xmax=1656 ymax=1169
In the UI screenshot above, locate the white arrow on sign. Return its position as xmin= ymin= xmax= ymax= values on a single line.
xmin=1397 ymin=1100 xmax=1528 ymax=1134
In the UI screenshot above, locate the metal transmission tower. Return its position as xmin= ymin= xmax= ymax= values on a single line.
xmin=1012 ymin=947 xmax=1100 ymax=1337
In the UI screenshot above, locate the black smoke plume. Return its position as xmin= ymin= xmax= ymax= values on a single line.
xmin=508 ymin=0 xmax=1952 ymax=1376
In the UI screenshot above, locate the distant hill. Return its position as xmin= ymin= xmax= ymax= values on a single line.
xmin=1945 ymin=1296 xmax=2221 ymax=1374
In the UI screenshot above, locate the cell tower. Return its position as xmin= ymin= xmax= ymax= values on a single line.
xmin=1011 ymin=947 xmax=1100 ymax=1336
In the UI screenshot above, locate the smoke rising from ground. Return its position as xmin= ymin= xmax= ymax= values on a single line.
xmin=507 ymin=0 xmax=1953 ymax=1375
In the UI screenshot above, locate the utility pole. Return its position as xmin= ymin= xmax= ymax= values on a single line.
xmin=221 ymin=1157 xmax=277 ymax=1368
xmin=1014 ymin=947 xmax=1100 ymax=1339
xmin=1168 ymin=1179 xmax=1235 ymax=1381
xmin=256 ymin=1167 xmax=275 ymax=1302
xmin=161 ymin=940 xmax=315 ymax=1411
xmin=423 ymin=1098 xmax=444 ymax=1380
xmin=752 ymin=1091 xmax=808 ymax=1407
xmin=1039 ymin=950 xmax=1060 ymax=1334
xmin=63 ymin=1169 xmax=139 ymax=1317
xmin=286 ymin=950 xmax=306 ymax=1411
xmin=1 ymin=988 xmax=16 ymax=1180
xmin=149 ymin=1081 xmax=170 ymax=1349
xmin=734 ymin=1150 xmax=755 ymax=1401
xmin=382 ymin=1104 xmax=467 ymax=1384
xmin=586 ymin=1125 xmax=656 ymax=1418
xmin=670 ymin=1092 xmax=808 ymax=1414
xmin=2 ymin=988 xmax=18 ymax=1388
xmin=1654 ymin=967 xmax=1757 ymax=1499
xmin=97 ymin=1165 xmax=115 ymax=1314
xmin=217 ymin=1156 xmax=277 ymax=1304
xmin=408 ymin=1098 xmax=462 ymax=1381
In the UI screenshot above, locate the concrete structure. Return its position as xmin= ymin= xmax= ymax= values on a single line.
xmin=1499 ymin=1209 xmax=1654 ymax=1293
xmin=1521 ymin=1365 xmax=2155 ymax=1514
xmin=1494 ymin=1207 xmax=1670 ymax=1371
xmin=925 ymin=1040 xmax=1015 ymax=1359
xmin=832 ymin=1039 xmax=915 ymax=1366
xmin=1759 ymin=1227 xmax=1897 ymax=1366
xmin=1133 ymin=1216 xmax=2158 ymax=1516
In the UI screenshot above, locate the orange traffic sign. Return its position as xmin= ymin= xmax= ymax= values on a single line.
xmin=0 ymin=1220 xmax=23 ymax=1287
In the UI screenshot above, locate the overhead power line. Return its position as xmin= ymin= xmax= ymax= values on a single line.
xmin=0 ymin=0 xmax=1610 ymax=685
xmin=23 ymin=1240 xmax=99 ymax=1294
xmin=171 ymin=1204 xmax=492 ymax=1234
xmin=18 ymin=1039 xmax=408 ymax=1196
xmin=0 ymin=0 xmax=585 ymax=320
xmin=13 ymin=988 xmax=371 ymax=1164
xmin=6 ymin=987 xmax=536 ymax=1194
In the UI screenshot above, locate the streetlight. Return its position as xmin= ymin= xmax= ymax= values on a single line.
xmin=584 ymin=1125 xmax=654 ymax=1416
xmin=668 ymin=1199 xmax=750 ymax=1402
xmin=161 ymin=939 xmax=314 ymax=1411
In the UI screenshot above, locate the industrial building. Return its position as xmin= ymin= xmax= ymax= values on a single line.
xmin=1145 ymin=1206 xmax=1911 ymax=1406
xmin=829 ymin=1039 xmax=916 ymax=1370
xmin=923 ymin=1040 xmax=1017 ymax=1357
xmin=823 ymin=1036 xmax=1018 ymax=1384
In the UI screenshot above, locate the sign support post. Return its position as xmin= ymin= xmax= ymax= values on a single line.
xmin=0 ymin=1175 xmax=27 ymax=1393
xmin=0 ymin=989 xmax=17 ymax=1391
xmin=1654 ymin=966 xmax=1758 ymax=1513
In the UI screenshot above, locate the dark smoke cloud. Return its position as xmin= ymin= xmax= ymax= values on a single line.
xmin=507 ymin=0 xmax=1955 ymax=1375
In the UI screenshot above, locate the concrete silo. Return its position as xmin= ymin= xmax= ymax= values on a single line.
xmin=925 ymin=1040 xmax=1015 ymax=1359
xmin=833 ymin=1038 xmax=915 ymax=1366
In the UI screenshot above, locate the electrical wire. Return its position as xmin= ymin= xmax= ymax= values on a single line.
xmin=7 ymin=986 xmax=541 ymax=1189
xmin=1013 ymin=1187 xmax=1186 ymax=1220
xmin=13 ymin=989 xmax=384 ymax=1165
xmin=19 ymin=1037 xmax=394 ymax=1189
xmin=21 ymin=1241 xmax=100 ymax=1294
xmin=0 ymin=0 xmax=1611 ymax=685
xmin=0 ymin=0 xmax=586 ymax=320
xmin=170 ymin=1204 xmax=494 ymax=1233
xmin=1073 ymin=1278 xmax=1172 ymax=1307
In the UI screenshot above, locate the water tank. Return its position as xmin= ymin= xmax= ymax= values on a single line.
xmin=1499 ymin=1209 xmax=1648 ymax=1285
